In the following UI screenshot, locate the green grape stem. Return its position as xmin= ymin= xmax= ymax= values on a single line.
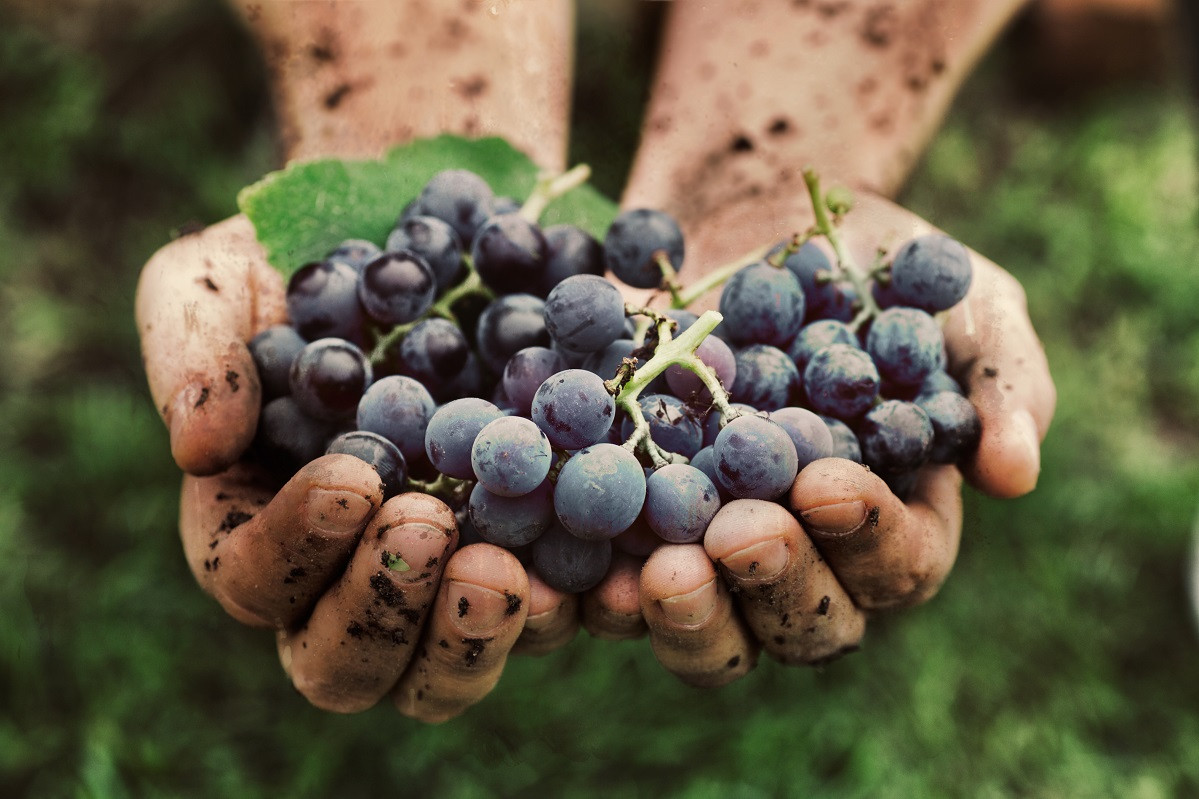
xmin=801 ymin=168 xmax=880 ymax=331
xmin=406 ymin=472 xmax=470 ymax=505
xmin=519 ymin=163 xmax=592 ymax=222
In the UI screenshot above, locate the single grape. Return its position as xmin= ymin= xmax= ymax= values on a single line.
xmin=688 ymin=445 xmax=733 ymax=501
xmin=866 ymin=307 xmax=944 ymax=388
xmin=412 ymin=169 xmax=494 ymax=245
xmin=471 ymin=212 xmax=548 ymax=295
xmin=502 ymin=346 xmax=566 ymax=416
xmin=468 ymin=480 xmax=554 ymax=547
xmin=254 ymin=396 xmax=338 ymax=476
xmin=424 ymin=397 xmax=504 ymax=479
xmin=888 ymin=234 xmax=973 ymax=312
xmin=471 ymin=416 xmax=553 ymax=497
xmin=553 ymin=443 xmax=647 ymax=540
xmin=249 ymin=324 xmax=306 ymax=399
xmin=358 ymin=250 xmax=437 ymax=326
xmin=289 ymin=338 xmax=373 ymax=421
xmin=820 ymin=414 xmax=863 ymax=463
xmin=326 ymin=430 xmax=408 ymax=499
xmin=731 ymin=344 xmax=802 ymax=411
xmin=437 ymin=351 xmax=485 ymax=403
xmin=326 ymin=239 xmax=383 ymax=271
xmin=620 ymin=394 xmax=704 ymax=459
xmin=919 ymin=369 xmax=964 ymax=396
xmin=665 ymin=335 xmax=737 ymax=403
xmin=286 ymin=260 xmax=370 ymax=346
xmin=701 ymin=403 xmax=761 ymax=448
xmin=644 ymin=463 xmax=722 ymax=544
xmin=915 ymin=390 xmax=982 ymax=463
xmin=395 ymin=318 xmax=470 ymax=398
xmin=612 ymin=515 xmax=663 ymax=557
xmin=531 ymin=523 xmax=612 ymax=594
xmin=857 ymin=399 xmax=934 ymax=473
xmin=769 ymin=406 xmax=835 ymax=469
xmin=803 ymin=343 xmax=880 ymax=419
xmin=583 ymin=339 xmax=638 ymax=381
xmin=603 ymin=208 xmax=685 ymax=289
xmin=531 ymin=368 xmax=616 ymax=450
xmin=475 ymin=294 xmax=551 ymax=373
xmin=788 ymin=319 xmax=859 ymax=372
xmin=356 ymin=375 xmax=435 ymax=463
xmin=712 ymin=415 xmax=799 ymax=501
xmin=385 ymin=215 xmax=463 ymax=292
xmin=543 ymin=274 xmax=626 ymax=354
xmin=718 ymin=262 xmax=806 ymax=347
xmin=539 ymin=224 xmax=604 ymax=296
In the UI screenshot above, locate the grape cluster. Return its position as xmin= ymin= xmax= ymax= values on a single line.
xmin=249 ymin=166 xmax=980 ymax=595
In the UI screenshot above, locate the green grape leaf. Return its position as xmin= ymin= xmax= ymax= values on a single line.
xmin=237 ymin=135 xmax=618 ymax=276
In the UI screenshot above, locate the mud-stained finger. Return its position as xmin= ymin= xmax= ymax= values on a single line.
xmin=640 ymin=544 xmax=757 ymax=688
xmin=180 ymin=454 xmax=384 ymax=628
xmin=393 ymin=544 xmax=530 ymax=723
xmin=792 ymin=459 xmax=962 ymax=610
xmin=705 ymin=499 xmax=865 ymax=665
xmin=582 ymin=551 xmax=647 ymax=641
xmin=512 ymin=570 xmax=579 ymax=656
xmin=278 ymin=494 xmax=457 ymax=713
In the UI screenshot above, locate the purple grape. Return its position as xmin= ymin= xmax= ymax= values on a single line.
xmin=543 ymin=274 xmax=626 ymax=354
xmin=531 ymin=523 xmax=612 ymax=593
xmin=866 ymin=307 xmax=944 ymax=388
xmin=326 ymin=430 xmax=408 ymax=499
xmin=769 ymin=406 xmax=835 ymax=469
xmin=412 ymin=169 xmax=494 ymax=245
xmin=358 ymin=251 xmax=436 ymax=326
xmin=475 ymin=294 xmax=551 ymax=373
xmin=915 ymin=390 xmax=981 ymax=464
xmin=396 ymin=318 xmax=470 ymax=398
xmin=665 ymin=335 xmax=737 ymax=403
xmin=249 ymin=324 xmax=306 ymax=400
xmin=502 ymin=347 xmax=566 ymax=417
xmin=468 ymin=480 xmax=554 ymax=547
xmin=471 ymin=416 xmax=552 ymax=497
xmin=788 ymin=319 xmax=859 ymax=372
xmin=539 ymin=224 xmax=604 ymax=296
xmin=424 ymin=397 xmax=504 ymax=479
xmin=888 ymin=234 xmax=973 ymax=312
xmin=712 ymin=415 xmax=799 ymax=501
xmin=604 ymin=208 xmax=685 ymax=289
xmin=857 ymin=400 xmax=934 ymax=473
xmin=286 ymin=260 xmax=369 ymax=346
xmin=718 ymin=262 xmax=805 ymax=347
xmin=731 ymin=344 xmax=802 ymax=411
xmin=820 ymin=414 xmax=863 ymax=463
xmin=644 ymin=463 xmax=721 ymax=544
xmin=289 ymin=338 xmax=372 ymax=421
xmin=326 ymin=239 xmax=382 ymax=271
xmin=385 ymin=215 xmax=463 ymax=292
xmin=620 ymin=394 xmax=704 ymax=459
xmin=803 ymin=343 xmax=880 ymax=420
xmin=356 ymin=375 xmax=435 ymax=463
xmin=553 ymin=444 xmax=646 ymax=540
xmin=531 ymin=368 xmax=616 ymax=450
xmin=471 ymin=213 xmax=548 ymax=295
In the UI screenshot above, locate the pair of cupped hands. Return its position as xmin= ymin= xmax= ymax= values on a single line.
xmin=135 ymin=156 xmax=1055 ymax=723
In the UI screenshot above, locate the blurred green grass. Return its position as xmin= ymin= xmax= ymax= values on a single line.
xmin=2 ymin=2 xmax=1198 ymax=797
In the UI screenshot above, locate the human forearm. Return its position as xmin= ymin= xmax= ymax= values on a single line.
xmin=231 ymin=0 xmax=573 ymax=167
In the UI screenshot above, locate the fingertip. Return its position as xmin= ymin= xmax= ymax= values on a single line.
xmin=168 ymin=363 xmax=261 ymax=476
xmin=965 ymin=408 xmax=1041 ymax=498
xmin=582 ymin=552 xmax=646 ymax=640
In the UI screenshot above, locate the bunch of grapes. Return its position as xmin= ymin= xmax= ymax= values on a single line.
xmin=249 ymin=165 xmax=981 ymax=595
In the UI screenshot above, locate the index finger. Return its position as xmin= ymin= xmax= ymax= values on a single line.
xmin=134 ymin=215 xmax=286 ymax=475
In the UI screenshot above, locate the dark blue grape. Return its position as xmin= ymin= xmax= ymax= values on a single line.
xmin=249 ymin=324 xmax=306 ymax=399
xmin=888 ymin=234 xmax=973 ymax=312
xmin=413 ymin=169 xmax=494 ymax=245
xmin=665 ymin=334 xmax=736 ymax=403
xmin=424 ymin=397 xmax=504 ymax=479
xmin=358 ymin=251 xmax=436 ymax=326
xmin=471 ymin=213 xmax=548 ymax=295
xmin=385 ymin=215 xmax=463 ymax=292
xmin=438 ymin=351 xmax=485 ymax=403
xmin=712 ymin=415 xmax=799 ymax=500
xmin=326 ymin=430 xmax=408 ymax=498
xmin=539 ymin=224 xmax=604 ymax=296
xmin=543 ymin=274 xmax=626 ymax=354
xmin=468 ymin=480 xmax=554 ymax=547
xmin=396 ymin=318 xmax=470 ymax=398
xmin=774 ymin=240 xmax=858 ymax=322
xmin=769 ymin=406 xmax=835 ymax=469
xmin=255 ymin=396 xmax=338 ymax=476
xmin=289 ymin=338 xmax=372 ymax=421
xmin=553 ymin=443 xmax=646 ymax=540
xmin=326 ymin=239 xmax=382 ymax=271
xmin=356 ymin=375 xmax=435 ymax=463
xmin=871 ymin=275 xmax=905 ymax=310
xmin=731 ymin=344 xmax=802 ymax=411
xmin=603 ymin=208 xmax=684 ymax=289
xmin=788 ymin=319 xmax=859 ymax=373
xmin=778 ymin=240 xmax=830 ymax=299
xmin=620 ymin=394 xmax=704 ymax=458
xmin=644 ymin=464 xmax=721 ymax=544
xmin=688 ymin=445 xmax=733 ymax=501
xmin=531 ymin=523 xmax=612 ymax=593
xmin=803 ymin=343 xmax=880 ymax=419
xmin=719 ymin=262 xmax=805 ymax=347
xmin=915 ymin=390 xmax=981 ymax=463
xmin=286 ymin=260 xmax=369 ymax=346
xmin=475 ymin=294 xmax=551 ymax=373
xmin=502 ymin=346 xmax=566 ymax=416
xmin=857 ymin=400 xmax=934 ymax=473
xmin=584 ymin=339 xmax=638 ymax=380
xmin=531 ymin=368 xmax=616 ymax=450
xmin=820 ymin=414 xmax=863 ymax=463
xmin=866 ymin=307 xmax=944 ymax=387
xmin=471 ymin=416 xmax=552 ymax=497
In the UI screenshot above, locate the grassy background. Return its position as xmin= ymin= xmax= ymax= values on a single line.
xmin=2 ymin=2 xmax=1198 ymax=796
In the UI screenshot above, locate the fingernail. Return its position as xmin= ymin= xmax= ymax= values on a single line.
xmin=721 ymin=537 xmax=789 ymax=581
xmin=658 ymin=578 xmax=718 ymax=627
xmin=306 ymin=488 xmax=373 ymax=535
xmin=801 ymin=500 xmax=868 ymax=537
xmin=1014 ymin=410 xmax=1042 ymax=475
xmin=383 ymin=523 xmax=451 ymax=581
xmin=447 ymin=581 xmax=511 ymax=635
